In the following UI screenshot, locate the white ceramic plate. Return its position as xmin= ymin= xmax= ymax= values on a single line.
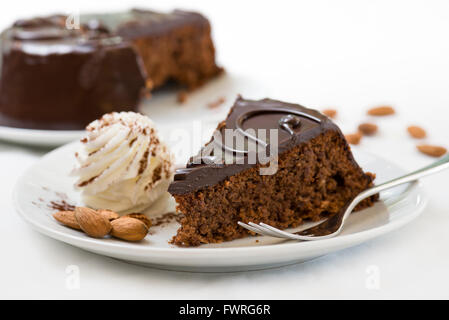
xmin=0 ymin=73 xmax=269 ymax=147
xmin=0 ymin=126 xmax=84 ymax=147
xmin=13 ymin=140 xmax=427 ymax=272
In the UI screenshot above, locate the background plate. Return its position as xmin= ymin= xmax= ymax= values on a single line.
xmin=0 ymin=73 xmax=269 ymax=147
xmin=13 ymin=140 xmax=427 ymax=272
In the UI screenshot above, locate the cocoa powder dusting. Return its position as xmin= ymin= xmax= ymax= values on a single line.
xmin=129 ymin=137 xmax=137 ymax=146
xmin=152 ymin=165 xmax=162 ymax=183
xmin=48 ymin=200 xmax=75 ymax=211
xmin=151 ymin=212 xmax=182 ymax=227
xmin=78 ymin=174 xmax=99 ymax=187
xmin=138 ymin=147 xmax=150 ymax=175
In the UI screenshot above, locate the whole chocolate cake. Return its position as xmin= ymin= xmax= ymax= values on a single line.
xmin=169 ymin=97 xmax=378 ymax=246
xmin=0 ymin=9 xmax=221 ymax=130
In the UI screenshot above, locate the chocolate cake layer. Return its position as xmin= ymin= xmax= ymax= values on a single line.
xmin=0 ymin=9 xmax=221 ymax=130
xmin=168 ymin=97 xmax=378 ymax=246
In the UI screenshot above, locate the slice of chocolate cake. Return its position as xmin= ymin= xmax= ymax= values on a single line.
xmin=168 ymin=97 xmax=378 ymax=246
xmin=84 ymin=9 xmax=222 ymax=89
xmin=0 ymin=9 xmax=221 ymax=130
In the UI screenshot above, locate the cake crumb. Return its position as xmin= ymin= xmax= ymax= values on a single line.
xmin=177 ymin=90 xmax=188 ymax=104
xmin=207 ymin=96 xmax=226 ymax=109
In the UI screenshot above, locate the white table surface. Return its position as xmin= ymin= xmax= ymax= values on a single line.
xmin=1 ymin=0 xmax=449 ymax=299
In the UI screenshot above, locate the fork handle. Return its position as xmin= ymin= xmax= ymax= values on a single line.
xmin=331 ymin=153 xmax=449 ymax=231
xmin=358 ymin=153 xmax=449 ymax=200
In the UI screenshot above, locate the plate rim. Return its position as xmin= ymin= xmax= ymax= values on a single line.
xmin=0 ymin=124 xmax=84 ymax=146
xmin=0 ymin=124 xmax=83 ymax=135
xmin=12 ymin=140 xmax=428 ymax=259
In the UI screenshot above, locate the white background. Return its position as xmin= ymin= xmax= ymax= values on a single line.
xmin=1 ymin=0 xmax=449 ymax=299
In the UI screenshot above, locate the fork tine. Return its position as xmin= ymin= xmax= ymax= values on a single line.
xmin=248 ymin=222 xmax=285 ymax=238
xmin=238 ymin=221 xmax=284 ymax=238
xmin=240 ymin=221 xmax=333 ymax=241
xmin=237 ymin=222 xmax=262 ymax=235
xmin=259 ymin=223 xmax=315 ymax=241
xmin=238 ymin=221 xmax=277 ymax=237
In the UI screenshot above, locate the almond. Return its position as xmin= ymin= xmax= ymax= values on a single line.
xmin=345 ymin=132 xmax=362 ymax=145
xmin=322 ymin=109 xmax=337 ymax=119
xmin=74 ymin=207 xmax=111 ymax=238
xmin=417 ymin=145 xmax=447 ymax=157
xmin=407 ymin=126 xmax=426 ymax=139
xmin=53 ymin=211 xmax=81 ymax=230
xmin=111 ymin=217 xmax=148 ymax=242
xmin=367 ymin=106 xmax=395 ymax=116
xmin=98 ymin=209 xmax=120 ymax=221
xmin=358 ymin=123 xmax=378 ymax=136
xmin=124 ymin=213 xmax=152 ymax=229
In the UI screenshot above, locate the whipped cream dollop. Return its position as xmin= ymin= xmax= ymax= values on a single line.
xmin=72 ymin=112 xmax=174 ymax=213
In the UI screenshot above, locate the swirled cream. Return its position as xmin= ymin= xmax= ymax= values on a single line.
xmin=72 ymin=112 xmax=174 ymax=213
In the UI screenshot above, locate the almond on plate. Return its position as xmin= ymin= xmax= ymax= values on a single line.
xmin=111 ymin=217 xmax=148 ymax=242
xmin=367 ymin=106 xmax=395 ymax=116
xmin=417 ymin=145 xmax=447 ymax=157
xmin=358 ymin=123 xmax=378 ymax=136
xmin=124 ymin=213 xmax=152 ymax=229
xmin=322 ymin=109 xmax=337 ymax=119
xmin=98 ymin=209 xmax=120 ymax=221
xmin=53 ymin=210 xmax=81 ymax=230
xmin=345 ymin=132 xmax=362 ymax=145
xmin=407 ymin=126 xmax=426 ymax=139
xmin=74 ymin=207 xmax=111 ymax=238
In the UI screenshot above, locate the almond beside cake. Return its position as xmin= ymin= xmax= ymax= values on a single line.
xmin=168 ymin=97 xmax=378 ymax=246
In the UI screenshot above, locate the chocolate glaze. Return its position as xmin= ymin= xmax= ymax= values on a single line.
xmin=0 ymin=9 xmax=210 ymax=130
xmin=168 ymin=97 xmax=341 ymax=195
xmin=86 ymin=9 xmax=209 ymax=40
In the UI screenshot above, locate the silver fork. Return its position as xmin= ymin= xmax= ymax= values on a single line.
xmin=238 ymin=153 xmax=449 ymax=241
